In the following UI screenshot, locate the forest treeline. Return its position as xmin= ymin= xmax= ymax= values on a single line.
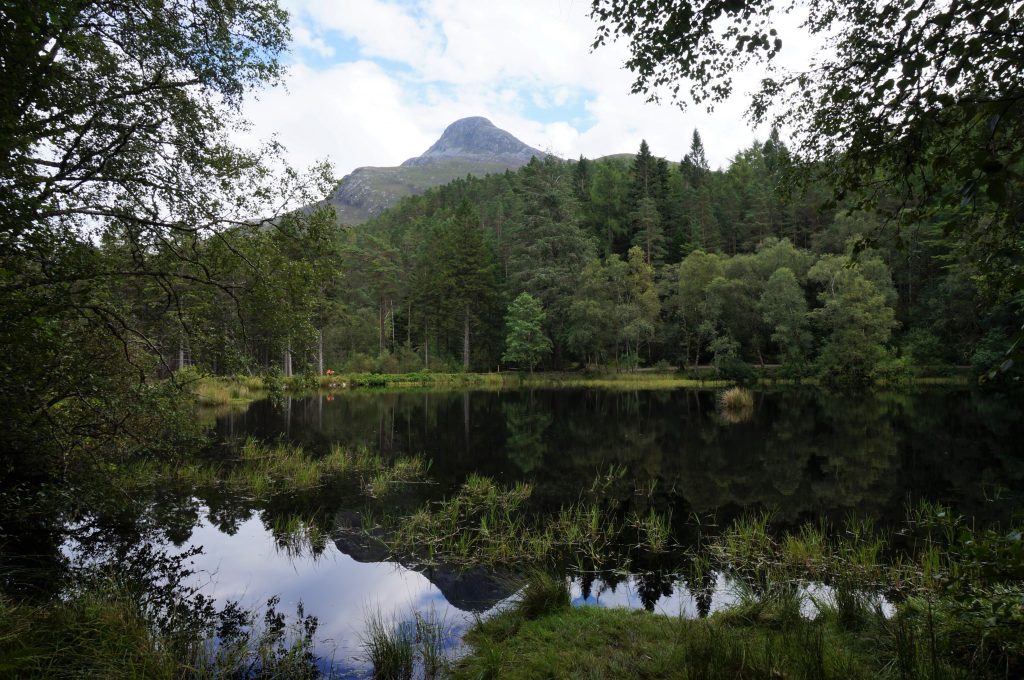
xmin=125 ymin=132 xmax=1011 ymax=384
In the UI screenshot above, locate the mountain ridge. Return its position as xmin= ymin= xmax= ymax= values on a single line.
xmin=327 ymin=117 xmax=548 ymax=225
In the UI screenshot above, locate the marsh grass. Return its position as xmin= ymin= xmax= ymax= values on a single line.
xmin=217 ymin=439 xmax=429 ymax=501
xmin=0 ymin=588 xmax=180 ymax=679
xmin=271 ymin=515 xmax=330 ymax=559
xmin=362 ymin=611 xmax=414 ymax=680
xmin=413 ymin=610 xmax=451 ymax=680
xmin=190 ymin=375 xmax=263 ymax=406
xmin=719 ymin=386 xmax=754 ymax=410
xmin=514 ymin=571 xmax=571 ymax=620
xmin=452 ymin=500 xmax=1020 ymax=680
xmin=629 ymin=508 xmax=673 ymax=552
xmin=378 ymin=473 xmax=672 ymax=569
xmin=361 ymin=608 xmax=451 ymax=680
xmin=717 ymin=386 xmax=755 ymax=423
xmin=0 ymin=587 xmax=322 ymax=680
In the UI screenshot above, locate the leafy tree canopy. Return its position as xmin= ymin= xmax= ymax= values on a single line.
xmin=590 ymin=0 xmax=1023 ymax=374
xmin=503 ymin=292 xmax=552 ymax=373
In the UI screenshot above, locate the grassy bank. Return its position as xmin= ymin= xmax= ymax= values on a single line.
xmin=186 ymin=367 xmax=972 ymax=403
xmin=456 ymin=600 xmax=883 ymax=679
xmin=318 ymin=370 xmax=727 ymax=391
xmin=445 ymin=507 xmax=1024 ymax=679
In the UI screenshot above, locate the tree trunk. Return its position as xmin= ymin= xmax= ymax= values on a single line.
xmin=317 ymin=328 xmax=324 ymax=374
xmin=423 ymin=319 xmax=429 ymax=369
xmin=463 ymin=304 xmax=470 ymax=372
xmin=284 ymin=339 xmax=293 ymax=377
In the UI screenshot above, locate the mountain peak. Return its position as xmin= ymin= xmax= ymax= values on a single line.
xmin=402 ymin=116 xmax=545 ymax=167
xmin=327 ymin=117 xmax=552 ymax=224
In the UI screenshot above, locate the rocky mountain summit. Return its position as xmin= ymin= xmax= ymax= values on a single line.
xmin=326 ymin=117 xmax=547 ymax=224
xmin=402 ymin=116 xmax=545 ymax=167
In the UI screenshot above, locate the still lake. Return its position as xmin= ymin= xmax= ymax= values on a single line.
xmin=68 ymin=386 xmax=1024 ymax=675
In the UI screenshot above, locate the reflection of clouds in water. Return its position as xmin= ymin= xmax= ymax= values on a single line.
xmin=570 ymin=573 xmax=898 ymax=622
xmin=179 ymin=512 xmax=478 ymax=670
xmin=570 ymin=573 xmax=739 ymax=618
xmin=174 ymin=511 xmax=898 ymax=674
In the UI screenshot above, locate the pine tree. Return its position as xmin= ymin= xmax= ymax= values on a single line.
xmin=630 ymin=140 xmax=658 ymax=203
xmin=627 ymin=140 xmax=666 ymax=256
xmin=435 ymin=200 xmax=498 ymax=371
xmin=509 ymin=157 xmax=594 ymax=365
xmin=681 ymin=129 xmax=710 ymax=189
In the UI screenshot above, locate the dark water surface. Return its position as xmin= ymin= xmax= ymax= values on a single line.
xmin=217 ymin=387 xmax=1023 ymax=523
xmin=58 ymin=388 xmax=1024 ymax=674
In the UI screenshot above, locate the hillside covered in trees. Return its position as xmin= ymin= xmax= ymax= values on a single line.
xmin=132 ymin=131 xmax=1013 ymax=384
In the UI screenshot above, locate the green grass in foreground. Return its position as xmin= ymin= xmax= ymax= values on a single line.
xmin=0 ymin=588 xmax=320 ymax=679
xmin=455 ymin=605 xmax=885 ymax=680
xmin=450 ymin=569 xmax=981 ymax=680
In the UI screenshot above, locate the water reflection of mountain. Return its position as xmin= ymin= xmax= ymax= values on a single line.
xmin=332 ymin=512 xmax=515 ymax=612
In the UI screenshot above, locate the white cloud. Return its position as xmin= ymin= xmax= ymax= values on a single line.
xmin=291 ymin=23 xmax=334 ymax=58
xmin=242 ymin=0 xmax=821 ymax=180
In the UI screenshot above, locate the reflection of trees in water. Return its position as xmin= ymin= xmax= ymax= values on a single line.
xmin=671 ymin=389 xmax=906 ymax=523
xmin=502 ymin=396 xmax=552 ymax=473
xmin=807 ymin=392 xmax=901 ymax=518
xmin=635 ymin=570 xmax=675 ymax=611
xmin=685 ymin=569 xmax=717 ymax=619
xmin=7 ymin=387 xmax=1023 ymax=624
xmin=212 ymin=387 xmax=1024 ymax=532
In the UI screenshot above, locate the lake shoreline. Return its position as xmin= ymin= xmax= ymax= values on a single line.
xmin=190 ymin=367 xmax=974 ymax=406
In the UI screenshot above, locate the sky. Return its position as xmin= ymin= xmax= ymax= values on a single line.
xmin=239 ymin=0 xmax=819 ymax=180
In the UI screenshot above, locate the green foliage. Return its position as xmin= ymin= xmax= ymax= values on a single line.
xmin=808 ymin=256 xmax=899 ymax=384
xmin=502 ymin=293 xmax=552 ymax=372
xmin=0 ymin=0 xmax=333 ymax=465
xmin=716 ymin=357 xmax=758 ymax=385
xmin=590 ymin=0 xmax=1024 ymax=379
xmin=761 ymin=267 xmax=811 ymax=363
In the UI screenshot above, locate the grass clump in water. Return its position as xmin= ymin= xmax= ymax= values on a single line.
xmin=379 ymin=473 xmax=670 ymax=568
xmin=362 ymin=609 xmax=451 ymax=680
xmin=514 ymin=571 xmax=571 ymax=620
xmin=362 ymin=611 xmax=414 ymax=680
xmin=718 ymin=386 xmax=755 ymax=423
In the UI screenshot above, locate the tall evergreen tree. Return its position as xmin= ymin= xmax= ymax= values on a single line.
xmin=509 ymin=158 xmax=595 ymax=365
xmin=630 ymin=140 xmax=658 ymax=202
xmin=434 ymin=200 xmax=498 ymax=371
xmin=681 ymin=130 xmax=710 ymax=189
